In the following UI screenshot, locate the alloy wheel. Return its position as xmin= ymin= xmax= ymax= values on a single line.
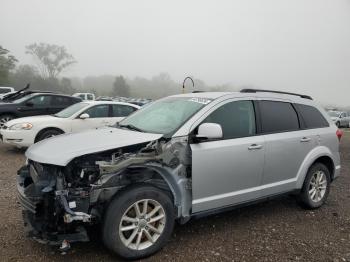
xmin=119 ymin=199 xmax=166 ymax=250
xmin=308 ymin=170 xmax=327 ymax=202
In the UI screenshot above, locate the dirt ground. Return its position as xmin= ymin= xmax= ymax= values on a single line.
xmin=0 ymin=131 xmax=350 ymax=262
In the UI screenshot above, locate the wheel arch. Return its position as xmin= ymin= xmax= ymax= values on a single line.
xmin=296 ymin=146 xmax=337 ymax=188
xmin=93 ymin=164 xmax=191 ymax=220
xmin=34 ymin=127 xmax=65 ymax=142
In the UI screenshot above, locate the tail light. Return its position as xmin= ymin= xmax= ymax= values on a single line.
xmin=336 ymin=129 xmax=343 ymax=141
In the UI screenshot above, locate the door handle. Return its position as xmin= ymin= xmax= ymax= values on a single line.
xmin=248 ymin=144 xmax=263 ymax=150
xmin=300 ymin=137 xmax=311 ymax=142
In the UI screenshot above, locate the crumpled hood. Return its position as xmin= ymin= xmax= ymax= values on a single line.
xmin=25 ymin=127 xmax=163 ymax=166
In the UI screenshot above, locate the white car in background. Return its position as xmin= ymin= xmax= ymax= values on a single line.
xmin=73 ymin=93 xmax=96 ymax=101
xmin=0 ymin=101 xmax=139 ymax=147
xmin=327 ymin=111 xmax=350 ymax=128
xmin=0 ymin=87 xmax=16 ymax=100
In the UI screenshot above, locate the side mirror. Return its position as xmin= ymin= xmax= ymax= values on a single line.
xmin=79 ymin=113 xmax=90 ymax=119
xmin=196 ymin=123 xmax=223 ymax=140
xmin=25 ymin=101 xmax=34 ymax=107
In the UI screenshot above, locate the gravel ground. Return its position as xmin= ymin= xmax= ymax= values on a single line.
xmin=0 ymin=131 xmax=350 ymax=262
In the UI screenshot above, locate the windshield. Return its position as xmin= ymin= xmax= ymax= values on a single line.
xmin=119 ymin=97 xmax=212 ymax=135
xmin=55 ymin=103 xmax=89 ymax=118
xmin=327 ymin=111 xmax=340 ymax=117
xmin=11 ymin=93 xmax=36 ymax=104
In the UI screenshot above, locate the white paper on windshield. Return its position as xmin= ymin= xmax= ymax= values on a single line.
xmin=188 ymin=98 xmax=212 ymax=105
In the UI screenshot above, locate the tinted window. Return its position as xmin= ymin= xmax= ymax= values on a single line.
xmin=52 ymin=96 xmax=72 ymax=106
xmin=112 ymin=105 xmax=136 ymax=117
xmin=295 ymin=104 xmax=329 ymax=129
xmin=203 ymin=100 xmax=256 ymax=139
xmin=27 ymin=95 xmax=52 ymax=106
xmin=84 ymin=105 xmax=109 ymax=118
xmin=87 ymin=94 xmax=94 ymax=100
xmin=259 ymin=101 xmax=299 ymax=133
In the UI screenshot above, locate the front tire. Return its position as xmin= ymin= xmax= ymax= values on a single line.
xmin=336 ymin=121 xmax=340 ymax=128
xmin=299 ymin=163 xmax=331 ymax=209
xmin=103 ymin=184 xmax=175 ymax=260
xmin=36 ymin=129 xmax=63 ymax=142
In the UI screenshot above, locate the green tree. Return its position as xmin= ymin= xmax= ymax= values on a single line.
xmin=25 ymin=43 xmax=76 ymax=79
xmin=0 ymin=46 xmax=18 ymax=85
xmin=112 ymin=75 xmax=130 ymax=97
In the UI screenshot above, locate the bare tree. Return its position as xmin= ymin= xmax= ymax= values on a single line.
xmin=25 ymin=43 xmax=76 ymax=79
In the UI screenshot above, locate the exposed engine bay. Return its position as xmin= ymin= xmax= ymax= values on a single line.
xmin=17 ymin=136 xmax=192 ymax=248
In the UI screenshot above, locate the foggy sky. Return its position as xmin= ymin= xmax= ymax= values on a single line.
xmin=1 ymin=0 xmax=350 ymax=106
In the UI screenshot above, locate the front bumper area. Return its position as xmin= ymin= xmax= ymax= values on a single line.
xmin=17 ymin=165 xmax=90 ymax=245
xmin=0 ymin=129 xmax=35 ymax=147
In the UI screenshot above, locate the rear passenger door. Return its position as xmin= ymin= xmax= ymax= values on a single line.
xmin=258 ymin=100 xmax=315 ymax=196
xmin=191 ymin=100 xmax=265 ymax=213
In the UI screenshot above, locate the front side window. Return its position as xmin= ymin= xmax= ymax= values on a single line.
xmin=87 ymin=94 xmax=94 ymax=100
xmin=119 ymin=97 xmax=211 ymax=135
xmin=259 ymin=101 xmax=299 ymax=133
xmin=83 ymin=105 xmax=110 ymax=118
xmin=27 ymin=95 xmax=52 ymax=106
xmin=112 ymin=104 xmax=136 ymax=117
xmin=202 ymin=100 xmax=256 ymax=139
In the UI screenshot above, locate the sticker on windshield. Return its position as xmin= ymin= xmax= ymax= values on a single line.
xmin=188 ymin=98 xmax=212 ymax=105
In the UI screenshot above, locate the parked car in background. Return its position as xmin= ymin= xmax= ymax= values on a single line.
xmin=17 ymin=89 xmax=341 ymax=259
xmin=73 ymin=93 xmax=95 ymax=101
xmin=327 ymin=110 xmax=350 ymax=128
xmin=0 ymin=87 xmax=16 ymax=99
xmin=0 ymin=101 xmax=139 ymax=147
xmin=95 ymin=96 xmax=113 ymax=101
xmin=0 ymin=93 xmax=81 ymax=128
xmin=0 ymin=84 xmax=54 ymax=103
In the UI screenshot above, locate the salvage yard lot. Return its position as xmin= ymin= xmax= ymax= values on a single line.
xmin=0 ymin=131 xmax=350 ymax=262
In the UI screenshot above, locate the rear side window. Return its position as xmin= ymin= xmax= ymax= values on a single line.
xmin=259 ymin=101 xmax=299 ymax=133
xmin=52 ymin=96 xmax=72 ymax=106
xmin=84 ymin=105 xmax=110 ymax=118
xmin=294 ymin=104 xmax=329 ymax=129
xmin=203 ymin=100 xmax=256 ymax=139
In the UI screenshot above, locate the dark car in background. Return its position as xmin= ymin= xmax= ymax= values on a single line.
xmin=0 ymin=93 xmax=82 ymax=128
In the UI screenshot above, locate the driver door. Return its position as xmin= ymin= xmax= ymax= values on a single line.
xmin=71 ymin=104 xmax=111 ymax=132
xmin=190 ymin=100 xmax=265 ymax=213
xmin=18 ymin=95 xmax=52 ymax=117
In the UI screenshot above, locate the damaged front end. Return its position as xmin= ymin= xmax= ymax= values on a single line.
xmin=17 ymin=137 xmax=192 ymax=246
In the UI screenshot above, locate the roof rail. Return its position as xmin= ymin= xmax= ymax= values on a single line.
xmin=240 ymin=89 xmax=312 ymax=100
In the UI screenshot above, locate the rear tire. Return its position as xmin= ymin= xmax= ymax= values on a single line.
xmin=0 ymin=114 xmax=14 ymax=128
xmin=299 ymin=163 xmax=331 ymax=209
xmin=102 ymin=184 xmax=175 ymax=260
xmin=35 ymin=129 xmax=63 ymax=142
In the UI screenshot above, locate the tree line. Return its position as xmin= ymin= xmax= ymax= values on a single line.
xmin=0 ymin=43 xmax=239 ymax=99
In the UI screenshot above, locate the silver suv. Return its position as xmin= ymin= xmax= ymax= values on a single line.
xmin=17 ymin=89 xmax=341 ymax=259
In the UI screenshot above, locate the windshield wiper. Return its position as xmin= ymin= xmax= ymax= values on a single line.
xmin=119 ymin=124 xmax=144 ymax=132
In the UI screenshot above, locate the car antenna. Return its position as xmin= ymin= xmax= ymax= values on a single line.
xmin=182 ymin=76 xmax=194 ymax=94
